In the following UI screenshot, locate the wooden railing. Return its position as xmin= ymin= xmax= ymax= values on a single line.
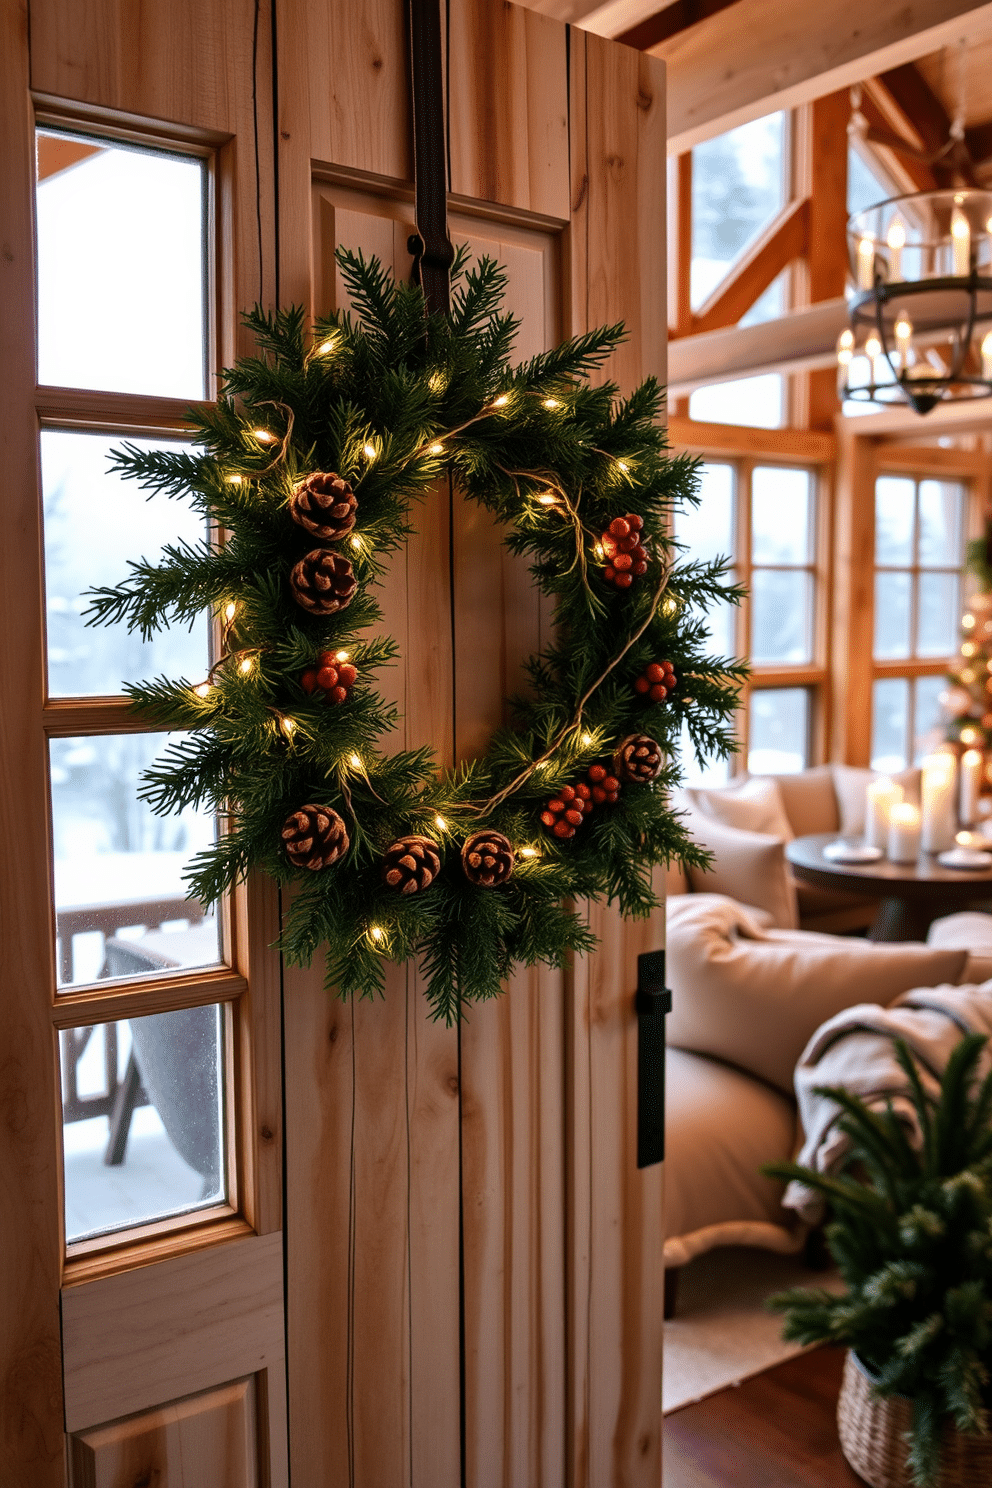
xmin=57 ymin=894 xmax=206 ymax=1125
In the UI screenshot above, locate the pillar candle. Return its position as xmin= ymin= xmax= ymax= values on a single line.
xmin=889 ymin=803 xmax=921 ymax=864
xmin=960 ymin=749 xmax=984 ymax=826
xmin=921 ymin=753 xmax=958 ymax=853
xmin=864 ymin=777 xmax=902 ymax=851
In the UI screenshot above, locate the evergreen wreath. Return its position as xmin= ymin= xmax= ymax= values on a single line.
xmin=86 ymin=248 xmax=745 ymax=1022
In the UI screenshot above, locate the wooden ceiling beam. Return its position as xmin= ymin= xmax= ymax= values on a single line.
xmin=616 ymin=0 xmax=741 ymax=51
xmin=653 ymin=0 xmax=992 ymax=156
xmin=858 ymin=88 xmax=940 ymax=193
xmin=873 ymin=62 xmax=974 ymax=186
xmin=684 ymin=196 xmax=809 ymax=337
xmin=667 ymin=297 xmax=850 ymax=393
xmin=966 ymin=120 xmax=992 ymax=167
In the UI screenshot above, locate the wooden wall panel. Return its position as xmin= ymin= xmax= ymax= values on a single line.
xmin=304 ymin=0 xmax=410 ymax=181
xmin=69 ymin=1378 xmax=257 ymax=1488
xmin=447 ymin=0 xmax=570 ymax=220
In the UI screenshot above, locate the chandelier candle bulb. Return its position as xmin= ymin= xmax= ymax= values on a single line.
xmin=894 ymin=311 xmax=914 ymax=371
xmin=857 ymin=234 xmax=875 ymax=289
xmin=983 ymin=330 xmax=992 ymax=381
xmin=864 ymin=776 xmax=903 ymax=852
xmin=837 ymin=329 xmax=854 ymax=393
xmin=960 ymin=749 xmax=984 ymax=826
xmin=921 ymin=753 xmax=958 ymax=853
xmin=888 ymin=803 xmax=922 ymax=864
xmin=952 ymin=203 xmax=971 ymax=275
xmin=887 ymin=218 xmax=905 ymax=281
xmin=864 ymin=332 xmax=883 ymax=386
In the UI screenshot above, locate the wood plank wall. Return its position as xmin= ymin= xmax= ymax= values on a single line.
xmin=277 ymin=4 xmax=666 ymax=1486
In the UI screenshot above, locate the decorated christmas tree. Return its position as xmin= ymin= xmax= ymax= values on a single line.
xmin=943 ymin=521 xmax=992 ymax=760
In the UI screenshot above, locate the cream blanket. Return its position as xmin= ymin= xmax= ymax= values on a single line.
xmin=784 ymin=983 xmax=992 ymax=1223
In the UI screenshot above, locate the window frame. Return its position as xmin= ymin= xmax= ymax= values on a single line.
xmin=672 ymin=432 xmax=832 ymax=777
xmin=32 ymin=107 xmax=263 ymax=1274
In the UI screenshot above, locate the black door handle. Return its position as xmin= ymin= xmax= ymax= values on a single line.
xmin=635 ymin=949 xmax=672 ymax=1169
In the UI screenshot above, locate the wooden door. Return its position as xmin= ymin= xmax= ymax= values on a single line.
xmin=0 ymin=2 xmax=288 ymax=1484
xmin=276 ymin=4 xmax=667 ymax=1484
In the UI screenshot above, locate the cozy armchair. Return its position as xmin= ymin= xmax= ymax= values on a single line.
xmin=667 ymin=764 xmax=922 ymax=933
xmin=662 ymin=895 xmax=992 ymax=1311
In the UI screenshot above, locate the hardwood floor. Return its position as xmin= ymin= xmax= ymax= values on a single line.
xmin=663 ymin=1347 xmax=866 ymax=1487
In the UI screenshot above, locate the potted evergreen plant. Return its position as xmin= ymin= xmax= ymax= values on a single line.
xmin=765 ymin=1033 xmax=992 ymax=1488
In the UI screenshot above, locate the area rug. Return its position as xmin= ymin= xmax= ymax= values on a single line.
xmin=663 ymin=1245 xmax=844 ymax=1414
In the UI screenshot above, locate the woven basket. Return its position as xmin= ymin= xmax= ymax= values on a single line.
xmin=837 ymin=1350 xmax=992 ymax=1488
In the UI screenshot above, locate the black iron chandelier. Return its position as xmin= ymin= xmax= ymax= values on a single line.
xmin=838 ymin=189 xmax=992 ymax=416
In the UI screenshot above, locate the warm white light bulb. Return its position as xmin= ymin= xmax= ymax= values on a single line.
xmin=280 ymin=716 xmax=296 ymax=737
xmin=594 ymin=543 xmax=604 ymax=559
xmin=537 ymin=492 xmax=557 ymax=505
xmin=349 ymin=753 xmax=362 ymax=769
xmin=253 ymin=428 xmax=275 ymax=443
xmin=864 ymin=333 xmax=881 ymax=360
xmin=317 ymin=337 xmax=337 ymax=355
xmin=856 ymin=234 xmax=875 ymax=289
xmin=581 ymin=731 xmax=593 ymax=746
xmin=616 ymin=460 xmax=629 ymax=473
xmin=194 ymin=682 xmax=212 ymax=698
xmin=335 ymin=650 xmax=349 ymax=663
xmin=226 ymin=473 xmax=244 ymax=484
xmin=363 ymin=442 xmax=377 ymax=459
xmin=493 ymin=394 xmax=509 ymax=408
xmin=952 ymin=204 xmax=971 ymax=275
xmin=239 ymin=656 xmax=254 ymax=675
xmin=837 ymin=329 xmax=854 ymax=367
xmin=435 ymin=815 xmax=447 ymax=830
xmin=369 ymin=925 xmax=385 ymax=943
xmin=519 ymin=846 xmax=538 ymax=859
xmin=963 ymin=613 xmax=977 ymax=630
xmin=543 ymin=397 xmax=560 ymax=409
xmin=224 ymin=602 xmax=237 ymax=623
xmin=350 ymin=536 xmax=362 ymax=550
xmin=429 ymin=442 xmax=444 ymax=455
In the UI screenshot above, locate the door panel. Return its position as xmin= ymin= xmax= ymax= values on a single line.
xmin=69 ymin=1379 xmax=258 ymax=1488
xmin=279 ymin=4 xmax=667 ymax=1486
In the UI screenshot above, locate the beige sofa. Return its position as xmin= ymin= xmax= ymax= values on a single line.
xmin=666 ymin=764 xmax=933 ymax=933
xmin=662 ymin=895 xmax=992 ymax=1310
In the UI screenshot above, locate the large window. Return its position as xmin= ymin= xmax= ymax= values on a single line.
xmin=674 ymin=458 xmax=823 ymax=783
xmin=870 ymin=475 xmax=966 ymax=771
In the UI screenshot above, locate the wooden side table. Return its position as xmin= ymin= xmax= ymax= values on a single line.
xmin=786 ymin=833 xmax=992 ymax=942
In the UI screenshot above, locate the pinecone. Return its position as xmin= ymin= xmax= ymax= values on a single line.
xmin=290 ymin=550 xmax=357 ymax=615
xmin=382 ymin=835 xmax=442 ymax=895
xmin=289 ymin=471 xmax=358 ymax=542
xmin=281 ymin=804 xmax=350 ymax=870
xmin=462 ymin=830 xmax=515 ymax=887
xmin=613 ymin=734 xmax=663 ymax=784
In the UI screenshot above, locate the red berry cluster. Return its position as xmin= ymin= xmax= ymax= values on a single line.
xmin=540 ymin=764 xmax=621 ymax=840
xmin=600 ymin=514 xmax=648 ymax=589
xmin=301 ymin=651 xmax=358 ymax=704
xmin=634 ymin=660 xmax=677 ymax=702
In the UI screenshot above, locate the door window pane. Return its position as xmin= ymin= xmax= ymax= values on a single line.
xmin=61 ymin=1005 xmax=225 ymax=1243
xmin=36 ymin=129 xmax=207 ymax=398
xmin=751 ymin=569 xmax=812 ymax=664
xmin=751 ymin=467 xmax=811 ymax=564
xmin=918 ymin=481 xmax=963 ymax=566
xmin=51 ymin=732 xmax=220 ymax=988
xmin=916 ymin=571 xmax=959 ymax=657
xmin=42 ymin=430 xmax=209 ymax=697
xmin=874 ymin=571 xmax=912 ymax=658
xmin=875 ymin=477 xmax=915 ymax=565
xmin=747 ymin=687 xmax=808 ymax=774
xmin=871 ymin=677 xmax=910 ymax=771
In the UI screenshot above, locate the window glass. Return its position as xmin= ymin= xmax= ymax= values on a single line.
xmin=847 ymin=145 xmax=891 ymax=216
xmin=42 ymin=430 xmax=209 ymax=698
xmin=871 ymin=677 xmax=910 ymax=771
xmin=739 ymin=271 xmax=787 ymax=328
xmin=36 ymin=129 xmax=207 ymax=398
xmin=916 ymin=571 xmax=959 ymax=657
xmin=677 ymin=719 xmax=731 ymax=787
xmin=688 ymin=374 xmax=784 ymax=429
xmin=751 ymin=466 xmax=811 ymax=564
xmin=691 ymin=113 xmax=785 ymax=310
xmin=61 ymin=1005 xmax=225 ymax=1243
xmin=913 ymin=675 xmax=947 ymax=763
xmin=751 ymin=570 xmax=812 ymax=664
xmin=873 ymin=571 xmax=912 ymax=658
xmin=674 ymin=462 xmax=736 ymax=657
xmin=747 ymin=687 xmax=808 ymax=774
xmin=918 ymin=481 xmax=963 ymax=566
xmin=875 ymin=476 xmax=915 ymax=565
xmin=51 ymin=732 xmax=220 ymax=988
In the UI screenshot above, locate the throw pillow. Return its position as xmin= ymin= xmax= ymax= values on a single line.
xmin=670 ymin=800 xmax=799 ymax=929
xmin=684 ymin=775 xmax=794 ymax=841
xmin=665 ymin=893 xmax=969 ymax=1095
